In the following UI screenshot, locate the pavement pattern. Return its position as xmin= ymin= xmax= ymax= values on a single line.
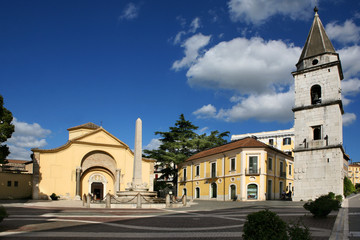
xmin=0 ymin=197 xmax=355 ymax=240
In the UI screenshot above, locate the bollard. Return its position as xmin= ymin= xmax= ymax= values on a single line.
xmin=82 ymin=194 xmax=87 ymax=206
xmin=182 ymin=194 xmax=187 ymax=206
xmin=86 ymin=193 xmax=91 ymax=208
xmin=136 ymin=193 xmax=142 ymax=209
xmin=105 ymin=193 xmax=111 ymax=208
xmin=165 ymin=194 xmax=171 ymax=207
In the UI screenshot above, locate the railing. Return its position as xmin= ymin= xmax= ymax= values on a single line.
xmin=280 ymin=171 xmax=286 ymax=178
xmin=245 ymin=168 xmax=261 ymax=176
xmin=205 ymin=172 xmax=218 ymax=179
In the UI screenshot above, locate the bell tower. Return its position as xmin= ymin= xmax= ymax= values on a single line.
xmin=292 ymin=7 xmax=346 ymax=200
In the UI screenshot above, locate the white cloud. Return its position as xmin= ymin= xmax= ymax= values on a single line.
xmin=193 ymin=104 xmax=217 ymax=119
xmin=172 ymin=33 xmax=211 ymax=71
xmin=343 ymin=112 xmax=356 ymax=126
xmin=198 ymin=127 xmax=209 ymax=133
xmin=119 ymin=3 xmax=139 ymax=20
xmin=228 ymin=0 xmax=313 ymax=25
xmin=189 ymin=17 xmax=201 ymax=33
xmin=217 ymin=90 xmax=294 ymax=122
xmin=5 ymin=118 xmax=51 ymax=160
xmin=326 ymin=20 xmax=360 ymax=45
xmin=338 ymin=45 xmax=360 ymax=78
xmin=174 ymin=31 xmax=186 ymax=45
xmin=144 ymin=138 xmax=161 ymax=151
xmin=342 ymin=78 xmax=360 ymax=96
xmin=186 ymin=37 xmax=301 ymax=94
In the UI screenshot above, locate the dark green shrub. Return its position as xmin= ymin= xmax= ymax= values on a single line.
xmin=50 ymin=193 xmax=59 ymax=200
xmin=243 ymin=209 xmax=288 ymax=240
xmin=328 ymin=192 xmax=335 ymax=199
xmin=344 ymin=177 xmax=356 ymax=197
xmin=0 ymin=205 xmax=8 ymax=223
xmin=304 ymin=193 xmax=341 ymax=218
xmin=335 ymin=195 xmax=343 ymax=202
xmin=288 ymin=220 xmax=311 ymax=240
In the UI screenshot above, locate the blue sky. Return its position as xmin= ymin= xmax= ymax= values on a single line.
xmin=1 ymin=0 xmax=360 ymax=162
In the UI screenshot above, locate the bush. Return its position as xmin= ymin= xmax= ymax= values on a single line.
xmin=243 ymin=210 xmax=312 ymax=240
xmin=288 ymin=220 xmax=311 ymax=240
xmin=243 ymin=209 xmax=288 ymax=240
xmin=0 ymin=205 xmax=8 ymax=223
xmin=344 ymin=177 xmax=356 ymax=197
xmin=335 ymin=195 xmax=343 ymax=202
xmin=50 ymin=193 xmax=59 ymax=200
xmin=303 ymin=192 xmax=341 ymax=218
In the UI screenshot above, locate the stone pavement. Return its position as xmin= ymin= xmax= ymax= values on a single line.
xmin=0 ymin=196 xmax=358 ymax=239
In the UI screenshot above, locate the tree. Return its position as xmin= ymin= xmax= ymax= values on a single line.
xmin=0 ymin=95 xmax=15 ymax=163
xmin=144 ymin=114 xmax=229 ymax=193
xmin=344 ymin=176 xmax=356 ymax=197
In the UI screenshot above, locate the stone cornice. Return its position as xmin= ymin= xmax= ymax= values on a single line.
xmin=292 ymin=100 xmax=344 ymax=114
xmin=292 ymin=60 xmax=342 ymax=78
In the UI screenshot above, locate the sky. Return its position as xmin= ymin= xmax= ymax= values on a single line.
xmin=1 ymin=0 xmax=360 ymax=162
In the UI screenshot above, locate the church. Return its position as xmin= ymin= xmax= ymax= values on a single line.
xmin=31 ymin=123 xmax=155 ymax=200
xmin=292 ymin=8 xmax=349 ymax=200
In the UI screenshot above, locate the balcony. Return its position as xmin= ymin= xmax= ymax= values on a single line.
xmin=179 ymin=177 xmax=187 ymax=182
xmin=205 ymin=172 xmax=218 ymax=179
xmin=245 ymin=168 xmax=261 ymax=176
xmin=280 ymin=171 xmax=286 ymax=178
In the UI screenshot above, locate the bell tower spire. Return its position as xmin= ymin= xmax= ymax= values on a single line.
xmin=292 ymin=8 xmax=347 ymax=201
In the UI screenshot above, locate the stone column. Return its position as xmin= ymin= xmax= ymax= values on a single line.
xmin=132 ymin=118 xmax=144 ymax=190
xmin=115 ymin=169 xmax=121 ymax=192
xmin=240 ymin=151 xmax=246 ymax=201
xmin=75 ymin=167 xmax=81 ymax=200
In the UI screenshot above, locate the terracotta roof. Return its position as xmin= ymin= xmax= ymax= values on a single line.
xmin=5 ymin=159 xmax=31 ymax=164
xmin=186 ymin=137 xmax=291 ymax=161
xmin=67 ymin=122 xmax=100 ymax=131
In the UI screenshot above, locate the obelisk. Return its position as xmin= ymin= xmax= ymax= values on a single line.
xmin=132 ymin=118 xmax=144 ymax=190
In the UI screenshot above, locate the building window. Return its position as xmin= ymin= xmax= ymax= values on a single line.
xmin=211 ymin=162 xmax=216 ymax=178
xmin=283 ymin=137 xmax=291 ymax=145
xmin=311 ymin=84 xmax=322 ymax=104
xmin=313 ymin=126 xmax=322 ymax=140
xmin=268 ymin=157 xmax=273 ymax=171
xmin=195 ymin=165 xmax=200 ymax=177
xmin=14 ymin=181 xmax=18 ymax=187
xmin=195 ymin=187 xmax=200 ymax=198
xmin=211 ymin=182 xmax=217 ymax=198
xmin=280 ymin=161 xmax=285 ymax=177
xmin=7 ymin=181 xmax=11 ymax=187
xmin=249 ymin=156 xmax=258 ymax=174
xmin=230 ymin=157 xmax=236 ymax=171
xmin=247 ymin=184 xmax=258 ymax=199
xmin=230 ymin=185 xmax=236 ymax=200
xmin=289 ymin=164 xmax=292 ymax=175
xmin=269 ymin=139 xmax=274 ymax=145
xmin=183 ymin=168 xmax=187 ymax=181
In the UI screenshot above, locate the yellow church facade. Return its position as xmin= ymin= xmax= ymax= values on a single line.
xmin=178 ymin=137 xmax=294 ymax=201
xmin=32 ymin=123 xmax=155 ymax=200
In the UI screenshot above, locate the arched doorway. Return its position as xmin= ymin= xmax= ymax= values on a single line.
xmin=230 ymin=185 xmax=236 ymax=200
xmin=91 ymin=182 xmax=104 ymax=200
xmin=211 ymin=182 xmax=217 ymax=199
xmin=247 ymin=184 xmax=258 ymax=200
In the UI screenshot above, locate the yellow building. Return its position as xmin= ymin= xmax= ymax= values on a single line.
xmin=178 ymin=137 xmax=294 ymax=201
xmin=32 ymin=123 xmax=155 ymax=200
xmin=0 ymin=159 xmax=33 ymax=199
xmin=231 ymin=128 xmax=294 ymax=156
xmin=348 ymin=163 xmax=360 ymax=186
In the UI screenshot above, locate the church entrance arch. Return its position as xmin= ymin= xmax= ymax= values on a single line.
xmin=88 ymin=173 xmax=107 ymax=200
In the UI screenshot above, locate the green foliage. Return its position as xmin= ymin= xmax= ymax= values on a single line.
xmin=335 ymin=195 xmax=343 ymax=202
xmin=153 ymin=180 xmax=172 ymax=192
xmin=144 ymin=114 xmax=229 ymax=188
xmin=0 ymin=205 xmax=8 ymax=223
xmin=243 ymin=209 xmax=288 ymax=240
xmin=344 ymin=176 xmax=356 ymax=197
xmin=303 ymin=192 xmax=341 ymax=218
xmin=50 ymin=193 xmax=59 ymax=200
xmin=0 ymin=95 xmax=15 ymax=164
xmin=287 ymin=219 xmax=311 ymax=240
